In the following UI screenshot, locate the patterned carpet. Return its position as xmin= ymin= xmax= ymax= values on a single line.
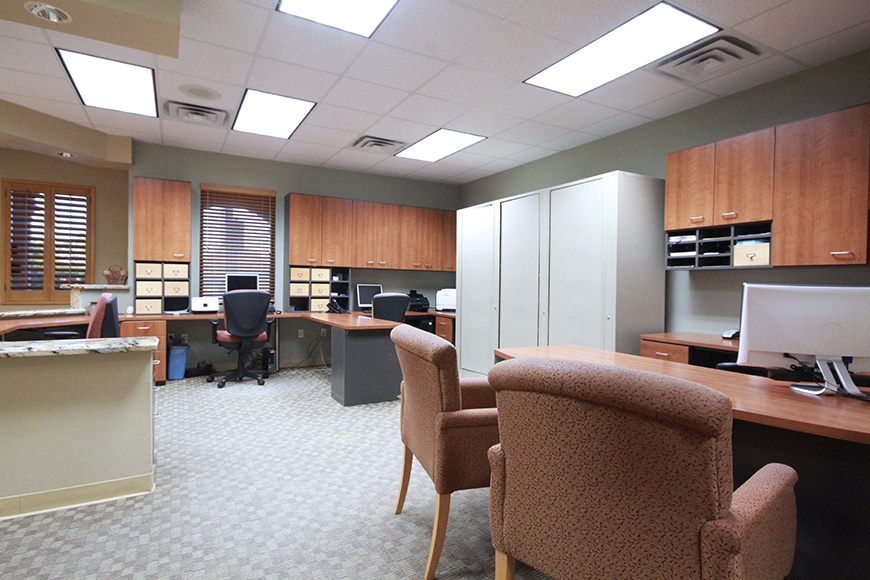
xmin=0 ymin=368 xmax=548 ymax=579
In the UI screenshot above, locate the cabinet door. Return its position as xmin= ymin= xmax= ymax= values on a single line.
xmin=457 ymin=203 xmax=497 ymax=374
xmin=437 ymin=209 xmax=456 ymax=271
xmin=321 ymin=196 xmax=353 ymax=267
xmin=400 ymin=206 xmax=440 ymax=270
xmin=376 ymin=203 xmax=402 ymax=269
xmin=499 ymin=193 xmax=540 ymax=348
xmin=714 ymin=128 xmax=774 ymax=225
xmin=772 ymin=104 xmax=870 ymax=266
xmin=288 ymin=193 xmax=322 ymax=266
xmin=133 ymin=177 xmax=191 ymax=262
xmin=352 ymin=200 xmax=379 ymax=268
xmin=664 ymin=143 xmax=714 ymax=230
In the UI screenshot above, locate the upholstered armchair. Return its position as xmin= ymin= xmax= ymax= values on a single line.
xmin=390 ymin=324 xmax=500 ymax=580
xmin=487 ymin=357 xmax=798 ymax=580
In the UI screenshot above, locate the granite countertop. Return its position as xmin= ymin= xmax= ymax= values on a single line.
xmin=0 ymin=308 xmax=87 ymax=319
xmin=0 ymin=336 xmax=158 ymax=358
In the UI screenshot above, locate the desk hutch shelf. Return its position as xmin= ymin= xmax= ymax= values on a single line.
xmin=666 ymin=221 xmax=771 ymax=269
xmin=288 ymin=266 xmax=350 ymax=312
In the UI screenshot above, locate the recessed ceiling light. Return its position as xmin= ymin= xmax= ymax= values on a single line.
xmin=396 ymin=129 xmax=485 ymax=163
xmin=25 ymin=2 xmax=71 ymax=24
xmin=525 ymin=2 xmax=718 ymax=97
xmin=276 ymin=0 xmax=398 ymax=38
xmin=232 ymin=89 xmax=315 ymax=139
xmin=57 ymin=49 xmax=157 ymax=117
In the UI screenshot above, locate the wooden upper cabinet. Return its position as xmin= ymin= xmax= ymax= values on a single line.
xmin=288 ymin=193 xmax=322 ymax=266
xmin=376 ymin=203 xmax=402 ymax=269
xmin=438 ymin=209 xmax=457 ymax=271
xmin=713 ymin=128 xmax=774 ymax=225
xmin=664 ymin=143 xmax=714 ymax=230
xmin=320 ymin=196 xmax=353 ymax=267
xmin=352 ymin=200 xmax=379 ymax=268
xmin=133 ymin=177 xmax=191 ymax=262
xmin=772 ymin=104 xmax=870 ymax=266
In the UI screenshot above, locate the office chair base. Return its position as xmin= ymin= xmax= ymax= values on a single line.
xmin=207 ymin=369 xmax=268 ymax=388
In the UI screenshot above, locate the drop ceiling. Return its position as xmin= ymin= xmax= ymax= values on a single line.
xmin=1 ymin=0 xmax=868 ymax=184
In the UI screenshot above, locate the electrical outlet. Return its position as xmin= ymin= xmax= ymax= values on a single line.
xmin=320 ymin=328 xmax=327 ymax=337
xmin=168 ymin=333 xmax=175 ymax=343
xmin=180 ymin=333 xmax=189 ymax=344
xmin=298 ymin=328 xmax=304 ymax=338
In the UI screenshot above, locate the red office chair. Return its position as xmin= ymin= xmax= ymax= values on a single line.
xmin=207 ymin=290 xmax=273 ymax=388
xmin=86 ymin=293 xmax=120 ymax=338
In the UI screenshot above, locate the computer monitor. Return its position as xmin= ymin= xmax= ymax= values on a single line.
xmin=356 ymin=283 xmax=383 ymax=310
xmin=225 ymin=273 xmax=259 ymax=292
xmin=737 ymin=283 xmax=870 ymax=397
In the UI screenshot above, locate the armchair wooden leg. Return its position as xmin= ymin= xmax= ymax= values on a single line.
xmin=424 ymin=493 xmax=451 ymax=580
xmin=495 ymin=550 xmax=516 ymax=580
xmin=395 ymin=445 xmax=413 ymax=514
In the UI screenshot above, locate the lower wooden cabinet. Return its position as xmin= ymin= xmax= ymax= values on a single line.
xmin=435 ymin=315 xmax=454 ymax=344
xmin=121 ymin=320 xmax=167 ymax=382
xmin=640 ymin=340 xmax=689 ymax=364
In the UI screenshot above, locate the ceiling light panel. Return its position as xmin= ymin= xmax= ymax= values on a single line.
xmin=276 ymin=0 xmax=399 ymax=38
xmin=58 ymin=49 xmax=157 ymax=117
xmin=233 ymin=89 xmax=315 ymax=139
xmin=526 ymin=3 xmax=719 ymax=97
xmin=396 ymin=129 xmax=485 ymax=162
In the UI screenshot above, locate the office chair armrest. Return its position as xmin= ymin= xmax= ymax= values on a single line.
xmin=460 ymin=377 xmax=497 ymax=409
xmin=208 ymin=318 xmax=219 ymax=344
xmin=265 ymin=317 xmax=275 ymax=341
xmin=701 ymin=463 xmax=798 ymax=577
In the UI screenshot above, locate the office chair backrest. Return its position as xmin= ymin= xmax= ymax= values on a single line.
xmin=222 ymin=290 xmax=271 ymax=337
xmin=372 ymin=292 xmax=410 ymax=322
xmin=86 ymin=293 xmax=120 ymax=338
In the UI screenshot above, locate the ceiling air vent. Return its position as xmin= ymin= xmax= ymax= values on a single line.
xmin=350 ymin=135 xmax=406 ymax=154
xmin=166 ymin=101 xmax=228 ymax=126
xmin=656 ymin=36 xmax=761 ymax=82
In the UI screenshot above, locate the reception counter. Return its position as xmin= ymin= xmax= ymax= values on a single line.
xmin=0 ymin=336 xmax=157 ymax=519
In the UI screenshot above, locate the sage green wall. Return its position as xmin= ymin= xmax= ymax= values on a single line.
xmin=458 ymin=49 xmax=870 ymax=334
xmin=0 ymin=149 xmax=128 ymax=312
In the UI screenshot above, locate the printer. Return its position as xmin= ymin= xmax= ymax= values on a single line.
xmin=191 ymin=296 xmax=219 ymax=313
xmin=436 ymin=288 xmax=456 ymax=311
xmin=407 ymin=290 xmax=430 ymax=312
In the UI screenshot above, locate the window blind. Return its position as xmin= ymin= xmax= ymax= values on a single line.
xmin=200 ymin=186 xmax=276 ymax=298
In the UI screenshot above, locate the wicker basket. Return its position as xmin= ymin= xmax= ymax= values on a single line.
xmin=102 ymin=265 xmax=128 ymax=285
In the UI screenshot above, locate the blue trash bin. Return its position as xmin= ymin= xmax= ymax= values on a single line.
xmin=167 ymin=344 xmax=189 ymax=380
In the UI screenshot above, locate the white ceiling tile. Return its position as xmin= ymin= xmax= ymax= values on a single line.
xmin=0 ymin=18 xmax=50 ymax=42
xmin=417 ymin=64 xmax=514 ymax=106
xmin=321 ymin=78 xmax=410 ymax=115
xmin=163 ymin=137 xmax=223 ymax=153
xmin=305 ymin=104 xmax=381 ymax=133
xmin=438 ymin=150 xmax=498 ymax=169
xmin=260 ymin=14 xmax=367 ymax=74
xmin=446 ymin=108 xmax=523 ymax=136
xmin=89 ymin=109 xmax=161 ymax=133
xmin=581 ymin=112 xmax=654 ymax=137
xmin=180 ymin=0 xmax=270 ymax=53
xmin=291 ymin=124 xmax=359 ymax=148
xmin=450 ymin=0 xmax=528 ymax=19
xmin=581 ymin=70 xmax=689 ymax=111
xmin=507 ymin=0 xmax=652 ymax=46
xmin=161 ymin=119 xmax=228 ymax=144
xmin=735 ymin=0 xmax=870 ymax=52
xmin=675 ymin=0 xmax=787 ymax=27
xmin=389 ymin=94 xmax=468 ymax=126
xmin=506 ymin=145 xmax=558 ymax=163
xmin=480 ymin=83 xmax=572 ymax=118
xmin=323 ymin=148 xmax=385 ymax=170
xmin=495 ymin=120 xmax=570 ymax=146
xmin=695 ymin=55 xmax=805 ymax=96
xmin=158 ymin=38 xmax=253 ymax=86
xmin=224 ymin=129 xmax=287 ymax=152
xmin=786 ymin=21 xmax=870 ymax=67
xmin=540 ymin=131 xmax=599 ymax=151
xmin=456 ymin=20 xmax=576 ymax=82
xmin=630 ymin=86 xmax=719 ymax=119
xmin=0 ymin=37 xmax=65 ymax=76
xmin=534 ymin=99 xmax=620 ymax=131
xmin=0 ymin=69 xmax=78 ymax=103
xmin=464 ymin=137 xmax=529 ymax=158
xmin=375 ymin=0 xmax=503 ymax=61
xmin=276 ymin=141 xmax=341 ymax=164
xmin=0 ymin=93 xmax=90 ymax=125
xmin=372 ymin=155 xmax=430 ymax=174
xmin=364 ymin=116 xmax=439 ymax=143
xmin=345 ymin=42 xmax=448 ymax=91
xmin=248 ymin=57 xmax=339 ymax=102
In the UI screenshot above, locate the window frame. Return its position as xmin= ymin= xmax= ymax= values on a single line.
xmin=199 ymin=183 xmax=276 ymax=299
xmin=2 ymin=179 xmax=95 ymax=305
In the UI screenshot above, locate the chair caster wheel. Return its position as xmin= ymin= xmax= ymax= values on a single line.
xmin=206 ymin=376 xmax=214 ymax=382
xmin=262 ymin=373 xmax=269 ymax=379
xmin=257 ymin=378 xmax=265 ymax=386
xmin=218 ymin=380 xmax=226 ymax=388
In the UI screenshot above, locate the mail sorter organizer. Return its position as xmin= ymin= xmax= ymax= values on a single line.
xmin=135 ymin=262 xmax=190 ymax=314
xmin=289 ymin=266 xmax=351 ymax=312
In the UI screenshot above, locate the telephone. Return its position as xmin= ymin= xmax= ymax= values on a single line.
xmin=327 ymin=298 xmax=349 ymax=314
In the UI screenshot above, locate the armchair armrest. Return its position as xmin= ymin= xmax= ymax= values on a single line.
xmin=460 ymin=377 xmax=497 ymax=409
xmin=701 ymin=462 xmax=798 ymax=579
xmin=432 ymin=407 xmax=500 ymax=494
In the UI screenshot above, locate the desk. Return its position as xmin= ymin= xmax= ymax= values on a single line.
xmin=640 ymin=332 xmax=737 ymax=367
xmin=494 ymin=344 xmax=870 ymax=578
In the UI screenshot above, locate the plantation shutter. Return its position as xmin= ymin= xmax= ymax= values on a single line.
xmin=200 ymin=184 xmax=276 ymax=298
xmin=3 ymin=180 xmax=94 ymax=304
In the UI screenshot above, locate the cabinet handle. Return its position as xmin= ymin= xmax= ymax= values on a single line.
xmin=307 ymin=258 xmax=317 ymax=263
xmin=326 ymin=259 xmax=335 ymax=263
xmin=366 ymin=260 xmax=375 ymax=265
xmin=654 ymin=352 xmax=671 ymax=358
xmin=746 ymin=252 xmax=756 ymax=260
xmin=414 ymin=262 xmax=422 ymax=267
xmin=173 ymin=253 xmax=185 ymax=257
xmin=152 ymin=360 xmax=160 ymax=366
xmin=145 ymin=268 xmax=153 ymax=275
xmin=830 ymin=251 xmax=854 ymax=257
xmin=445 ymin=264 xmax=453 ymax=269
xmin=378 ymin=261 xmax=387 ymax=265
xmin=721 ymin=212 xmax=738 ymax=219
xmin=689 ymin=216 xmax=705 ymax=223
xmin=137 ymin=326 xmax=151 ymax=331
xmin=171 ymin=269 xmax=180 ymax=275
xmin=424 ymin=263 xmax=432 ymax=268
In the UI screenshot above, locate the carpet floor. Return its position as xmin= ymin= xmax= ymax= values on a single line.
xmin=0 ymin=367 xmax=548 ymax=579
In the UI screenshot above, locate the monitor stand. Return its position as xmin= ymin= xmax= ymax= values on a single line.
xmin=790 ymin=357 xmax=865 ymax=397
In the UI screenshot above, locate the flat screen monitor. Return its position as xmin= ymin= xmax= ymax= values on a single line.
xmin=356 ymin=283 xmax=382 ymax=310
xmin=225 ymin=273 xmax=259 ymax=292
xmin=737 ymin=283 xmax=870 ymax=396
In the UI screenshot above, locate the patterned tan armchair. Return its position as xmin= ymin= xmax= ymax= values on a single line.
xmin=390 ymin=324 xmax=500 ymax=580
xmin=487 ymin=357 xmax=798 ymax=580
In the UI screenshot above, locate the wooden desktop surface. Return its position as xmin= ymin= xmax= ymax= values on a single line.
xmin=494 ymin=344 xmax=870 ymax=445
xmin=640 ymin=331 xmax=739 ymax=352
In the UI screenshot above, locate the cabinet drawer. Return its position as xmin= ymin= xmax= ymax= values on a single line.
xmin=310 ymin=298 xmax=329 ymax=312
xmin=121 ymin=320 xmax=166 ymax=346
xmin=136 ymin=281 xmax=163 ymax=296
xmin=435 ymin=316 xmax=454 ymax=344
xmin=640 ymin=340 xmax=689 ymax=364
xmin=311 ymin=268 xmax=330 ymax=281
xmin=733 ymin=242 xmax=770 ymax=267
xmin=135 ymin=262 xmax=162 ymax=279
xmin=152 ymin=351 xmax=166 ymax=382
xmin=290 ymin=267 xmax=310 ymax=281
xmin=311 ymin=283 xmax=330 ymax=297
xmin=163 ymin=263 xmax=189 ymax=279
xmin=164 ymin=281 xmax=190 ymax=296
xmin=135 ymin=299 xmax=163 ymax=315
xmin=290 ymin=283 xmax=310 ymax=296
